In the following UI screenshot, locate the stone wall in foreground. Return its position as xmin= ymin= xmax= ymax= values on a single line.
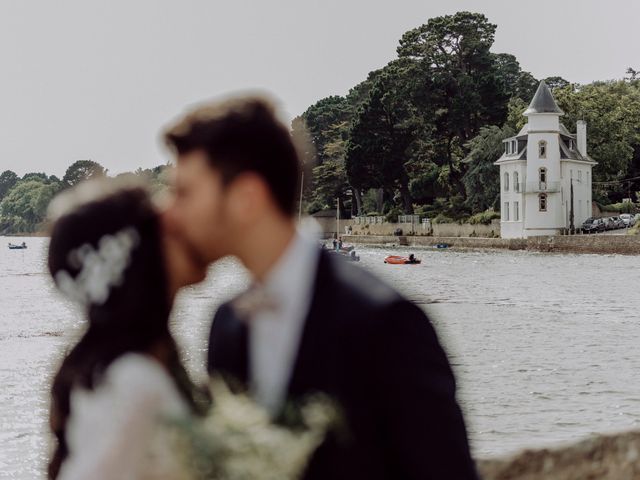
xmin=341 ymin=234 xmax=640 ymax=255
xmin=479 ymin=430 xmax=640 ymax=480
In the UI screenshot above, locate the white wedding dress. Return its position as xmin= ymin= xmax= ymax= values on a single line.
xmin=58 ymin=353 xmax=190 ymax=480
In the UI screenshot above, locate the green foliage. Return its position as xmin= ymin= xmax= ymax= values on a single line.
xmin=432 ymin=213 xmax=455 ymax=224
xmin=346 ymin=63 xmax=417 ymax=213
xmin=463 ymin=125 xmax=515 ymax=213
xmin=385 ymin=207 xmax=402 ymax=223
xmin=555 ymin=81 xmax=640 ymax=192
xmin=0 ymin=163 xmax=169 ymax=234
xmin=0 ymin=179 xmax=62 ymax=233
xmin=505 ymin=97 xmax=528 ymax=132
xmin=63 ymin=160 xmax=106 ymax=187
xmin=342 ymin=12 xmax=536 ymax=216
xmin=468 ymin=210 xmax=501 ymax=225
xmin=599 ymin=202 xmax=638 ymax=214
xmin=0 ymin=170 xmax=19 ymax=201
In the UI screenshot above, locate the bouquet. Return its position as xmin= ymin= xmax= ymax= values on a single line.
xmin=164 ymin=381 xmax=337 ymax=480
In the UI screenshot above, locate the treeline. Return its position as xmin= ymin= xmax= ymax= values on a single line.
xmin=0 ymin=160 xmax=169 ymax=234
xmin=294 ymin=11 xmax=640 ymax=221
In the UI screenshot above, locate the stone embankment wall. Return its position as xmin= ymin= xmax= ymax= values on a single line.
xmin=342 ymin=234 xmax=640 ymax=255
xmin=315 ymin=218 xmax=500 ymax=238
xmin=479 ymin=430 xmax=640 ymax=480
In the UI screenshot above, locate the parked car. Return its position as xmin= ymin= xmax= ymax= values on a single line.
xmin=620 ymin=213 xmax=637 ymax=227
xmin=602 ymin=217 xmax=616 ymax=231
xmin=582 ymin=217 xmax=605 ymax=233
xmin=611 ymin=216 xmax=625 ymax=229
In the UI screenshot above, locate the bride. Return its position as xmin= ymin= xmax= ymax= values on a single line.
xmin=47 ymin=180 xmax=209 ymax=480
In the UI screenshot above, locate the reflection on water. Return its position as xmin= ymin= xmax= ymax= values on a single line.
xmin=1 ymin=237 xmax=640 ymax=478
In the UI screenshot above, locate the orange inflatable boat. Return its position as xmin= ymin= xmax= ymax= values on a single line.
xmin=384 ymin=255 xmax=421 ymax=265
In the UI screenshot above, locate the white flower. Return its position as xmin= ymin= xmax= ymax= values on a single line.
xmin=55 ymin=227 xmax=140 ymax=307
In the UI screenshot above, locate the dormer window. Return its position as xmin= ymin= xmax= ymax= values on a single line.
xmin=512 ymin=140 xmax=517 ymax=154
xmin=505 ymin=142 xmax=510 ymax=155
xmin=539 ymin=140 xmax=547 ymax=159
xmin=569 ymin=139 xmax=575 ymax=151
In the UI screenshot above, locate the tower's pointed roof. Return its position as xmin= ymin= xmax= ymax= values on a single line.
xmin=524 ymin=80 xmax=564 ymax=115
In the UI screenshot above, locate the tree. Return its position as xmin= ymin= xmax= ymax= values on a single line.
xmin=22 ymin=172 xmax=49 ymax=183
xmin=543 ymin=76 xmax=570 ymax=91
xmin=0 ymin=170 xmax=18 ymax=201
xmin=505 ymin=97 xmax=528 ymax=132
xmin=394 ymin=12 xmax=524 ymax=203
xmin=62 ymin=160 xmax=106 ymax=187
xmin=554 ymin=81 xmax=640 ymax=196
xmin=346 ymin=67 xmax=417 ymax=213
xmin=294 ymin=98 xmax=350 ymax=213
xmin=462 ymin=125 xmax=514 ymax=213
xmin=0 ymin=179 xmax=61 ymax=232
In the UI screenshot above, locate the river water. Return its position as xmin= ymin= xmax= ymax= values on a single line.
xmin=2 ymin=237 xmax=640 ymax=478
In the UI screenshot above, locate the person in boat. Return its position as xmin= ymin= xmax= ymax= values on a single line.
xmin=409 ymin=254 xmax=415 ymax=263
xmin=338 ymin=237 xmax=343 ymax=250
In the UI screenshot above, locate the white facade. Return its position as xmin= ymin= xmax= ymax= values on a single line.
xmin=495 ymin=81 xmax=597 ymax=239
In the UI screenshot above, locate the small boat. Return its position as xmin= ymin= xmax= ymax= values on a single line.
xmin=384 ymin=255 xmax=421 ymax=265
xmin=8 ymin=242 xmax=27 ymax=250
xmin=434 ymin=243 xmax=450 ymax=249
xmin=328 ymin=249 xmax=360 ymax=262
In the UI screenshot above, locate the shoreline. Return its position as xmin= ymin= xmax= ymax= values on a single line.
xmin=1 ymin=232 xmax=48 ymax=238
xmin=342 ymin=234 xmax=640 ymax=255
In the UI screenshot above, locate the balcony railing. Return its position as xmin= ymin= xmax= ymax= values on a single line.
xmin=522 ymin=181 xmax=561 ymax=193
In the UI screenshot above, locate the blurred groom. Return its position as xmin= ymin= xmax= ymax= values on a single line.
xmin=163 ymin=95 xmax=479 ymax=479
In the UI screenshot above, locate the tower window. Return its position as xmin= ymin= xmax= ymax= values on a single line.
xmin=539 ymin=194 xmax=547 ymax=212
xmin=504 ymin=172 xmax=510 ymax=192
xmin=539 ymin=140 xmax=547 ymax=159
xmin=539 ymin=167 xmax=547 ymax=189
xmin=514 ymin=171 xmax=519 ymax=192
xmin=504 ymin=202 xmax=510 ymax=221
xmin=514 ymin=201 xmax=520 ymax=221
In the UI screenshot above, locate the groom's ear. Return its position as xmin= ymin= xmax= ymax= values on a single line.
xmin=225 ymin=172 xmax=272 ymax=223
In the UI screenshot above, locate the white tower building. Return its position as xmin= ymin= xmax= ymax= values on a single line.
xmin=495 ymin=81 xmax=597 ymax=238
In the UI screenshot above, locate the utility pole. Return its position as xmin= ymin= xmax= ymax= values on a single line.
xmin=336 ymin=197 xmax=340 ymax=237
xmin=298 ymin=172 xmax=304 ymax=223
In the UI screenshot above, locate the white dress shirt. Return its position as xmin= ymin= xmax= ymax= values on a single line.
xmin=247 ymin=232 xmax=320 ymax=414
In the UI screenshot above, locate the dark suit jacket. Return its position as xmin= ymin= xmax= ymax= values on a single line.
xmin=208 ymin=251 xmax=479 ymax=480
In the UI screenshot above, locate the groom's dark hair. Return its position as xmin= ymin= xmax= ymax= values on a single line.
xmin=165 ymin=96 xmax=301 ymax=216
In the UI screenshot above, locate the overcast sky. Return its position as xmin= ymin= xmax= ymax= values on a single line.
xmin=0 ymin=0 xmax=638 ymax=177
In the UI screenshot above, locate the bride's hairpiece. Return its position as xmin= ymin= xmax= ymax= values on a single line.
xmin=54 ymin=227 xmax=140 ymax=307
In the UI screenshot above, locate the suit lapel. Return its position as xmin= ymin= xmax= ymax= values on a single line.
xmin=211 ymin=304 xmax=249 ymax=391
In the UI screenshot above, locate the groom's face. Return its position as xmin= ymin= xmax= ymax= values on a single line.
xmin=168 ymin=150 xmax=232 ymax=263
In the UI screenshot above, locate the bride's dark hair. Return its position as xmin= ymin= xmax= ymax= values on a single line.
xmin=47 ymin=181 xmax=206 ymax=479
